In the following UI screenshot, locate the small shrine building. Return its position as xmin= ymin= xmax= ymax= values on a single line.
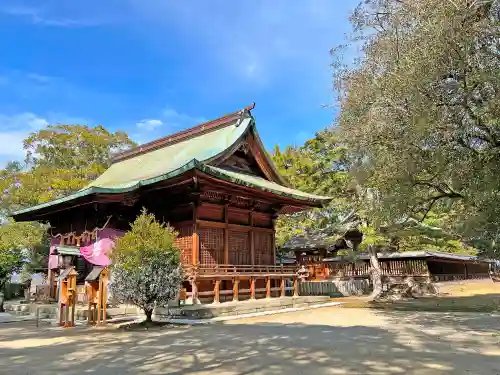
xmin=12 ymin=104 xmax=331 ymax=304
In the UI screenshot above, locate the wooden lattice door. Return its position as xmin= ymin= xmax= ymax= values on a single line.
xmin=228 ymin=230 xmax=250 ymax=265
xmin=199 ymin=227 xmax=224 ymax=265
xmin=254 ymin=232 xmax=273 ymax=265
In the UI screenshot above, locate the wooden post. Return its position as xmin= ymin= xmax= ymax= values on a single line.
xmin=96 ymin=289 xmax=101 ymax=325
xmin=266 ymin=278 xmax=271 ymax=299
xmin=87 ymin=284 xmax=92 ymax=325
xmin=280 ymin=278 xmax=285 ymax=297
xmin=101 ymin=269 xmax=108 ymax=325
xmin=192 ymin=203 xmax=199 ymax=265
xmin=464 ymin=263 xmax=468 ymax=280
xmin=250 ymin=212 xmax=255 ymax=265
xmin=213 ymin=279 xmax=220 ymax=304
xmin=250 ymin=278 xmax=256 ymax=299
xmin=224 ymin=203 xmax=229 ymax=264
xmin=190 ymin=279 xmax=200 ymax=304
xmin=293 ymin=278 xmax=299 ymax=297
xmin=233 ymin=279 xmax=239 ymax=302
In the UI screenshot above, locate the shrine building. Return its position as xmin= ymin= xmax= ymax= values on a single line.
xmin=12 ymin=104 xmax=331 ymax=304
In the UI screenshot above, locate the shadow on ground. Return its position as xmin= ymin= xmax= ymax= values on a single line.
xmin=342 ymin=293 xmax=500 ymax=314
xmin=1 ymin=307 xmax=499 ymax=375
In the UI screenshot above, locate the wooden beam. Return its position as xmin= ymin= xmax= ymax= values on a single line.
xmin=293 ymin=279 xmax=299 ymax=297
xmin=196 ymin=219 xmax=273 ymax=233
xmin=280 ymin=278 xmax=285 ymax=297
xmin=266 ymin=278 xmax=271 ymax=299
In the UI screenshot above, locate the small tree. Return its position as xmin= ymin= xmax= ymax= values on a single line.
xmin=110 ymin=209 xmax=183 ymax=323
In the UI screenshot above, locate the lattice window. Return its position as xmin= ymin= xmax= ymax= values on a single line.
xmin=199 ymin=228 xmax=224 ymax=265
xmin=174 ymin=226 xmax=193 ymax=265
xmin=229 ymin=230 xmax=250 ymax=265
xmin=254 ymin=232 xmax=273 ymax=265
xmin=201 ymin=191 xmax=224 ymax=203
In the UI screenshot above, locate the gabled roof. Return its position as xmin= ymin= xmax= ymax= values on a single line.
xmin=12 ymin=104 xmax=331 ymax=220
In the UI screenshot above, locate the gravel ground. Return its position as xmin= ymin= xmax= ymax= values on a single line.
xmin=1 ymin=306 xmax=499 ymax=375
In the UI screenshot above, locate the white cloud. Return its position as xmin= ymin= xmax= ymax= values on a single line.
xmin=131 ymin=107 xmax=207 ymax=145
xmin=162 ymin=108 xmax=206 ymax=129
xmin=136 ymin=119 xmax=163 ymax=131
xmin=0 ymin=112 xmax=92 ymax=168
xmin=0 ymin=2 xmax=112 ymax=27
xmin=0 ymin=112 xmax=49 ymax=166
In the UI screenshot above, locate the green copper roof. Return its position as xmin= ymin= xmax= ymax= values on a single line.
xmin=202 ymin=165 xmax=329 ymax=202
xmin=55 ymin=245 xmax=81 ymax=256
xmin=12 ymin=111 xmax=331 ymax=219
xmin=86 ymin=116 xmax=252 ymax=190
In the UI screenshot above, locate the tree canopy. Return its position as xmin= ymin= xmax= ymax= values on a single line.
xmin=333 ymin=0 xmax=500 ymax=257
xmin=0 ymin=123 xmax=136 ymax=288
xmin=1 ymin=124 xmax=136 ymax=213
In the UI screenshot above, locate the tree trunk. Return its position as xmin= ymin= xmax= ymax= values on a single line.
xmin=144 ymin=309 xmax=153 ymax=323
xmin=368 ymin=245 xmax=384 ymax=301
xmin=0 ymin=292 xmax=4 ymax=313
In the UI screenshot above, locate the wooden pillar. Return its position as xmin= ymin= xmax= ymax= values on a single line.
xmin=293 ymin=278 xmax=299 ymax=297
xmin=280 ymin=278 xmax=285 ymax=297
xmin=189 ymin=278 xmax=199 ymax=304
xmin=213 ymin=279 xmax=220 ymax=304
xmin=266 ymin=278 xmax=271 ymax=299
xmin=250 ymin=278 xmax=256 ymax=299
xmin=101 ymin=269 xmax=108 ymax=324
xmin=250 ymin=212 xmax=255 ymax=265
xmin=192 ymin=202 xmax=199 ymax=265
xmin=464 ymin=263 xmax=468 ymax=280
xmin=233 ymin=279 xmax=239 ymax=302
xmin=224 ymin=203 xmax=229 ymax=264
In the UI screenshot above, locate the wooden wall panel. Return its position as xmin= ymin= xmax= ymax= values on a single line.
xmin=228 ymin=208 xmax=250 ymax=225
xmin=198 ymin=203 xmax=224 ymax=221
xmin=253 ymin=212 xmax=273 ymax=228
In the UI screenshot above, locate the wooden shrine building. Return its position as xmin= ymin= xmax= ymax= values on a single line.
xmin=12 ymin=104 xmax=331 ymax=304
xmin=282 ymin=232 xmax=492 ymax=283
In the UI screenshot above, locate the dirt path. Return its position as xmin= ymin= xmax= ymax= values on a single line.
xmin=1 ymin=307 xmax=499 ymax=375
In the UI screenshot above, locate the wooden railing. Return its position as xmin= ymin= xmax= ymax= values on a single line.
xmin=187 ymin=264 xmax=298 ymax=278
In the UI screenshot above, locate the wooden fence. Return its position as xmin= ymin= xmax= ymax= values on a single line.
xmin=299 ymin=279 xmax=371 ymax=297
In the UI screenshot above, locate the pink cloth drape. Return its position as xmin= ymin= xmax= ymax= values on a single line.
xmin=79 ymin=238 xmax=114 ymax=266
xmin=48 ymin=228 xmax=125 ymax=269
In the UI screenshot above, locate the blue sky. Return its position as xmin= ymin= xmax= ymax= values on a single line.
xmin=0 ymin=1 xmax=357 ymax=167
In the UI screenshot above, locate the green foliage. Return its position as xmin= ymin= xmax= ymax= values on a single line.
xmin=0 ymin=220 xmax=48 ymax=288
xmin=273 ymin=131 xmax=352 ymax=249
xmin=0 ymin=123 xmax=136 ymax=284
xmin=112 ymin=209 xmax=180 ymax=270
xmin=335 ymin=0 xmax=500 ymax=257
xmin=110 ymin=209 xmax=182 ymax=321
xmin=1 ymin=124 xmax=136 ymax=214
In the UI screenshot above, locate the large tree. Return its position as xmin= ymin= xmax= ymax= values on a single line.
xmin=0 ymin=124 xmax=136 ymax=292
xmin=1 ymin=124 xmax=135 ymax=212
xmin=335 ymin=0 xmax=500 ymax=257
